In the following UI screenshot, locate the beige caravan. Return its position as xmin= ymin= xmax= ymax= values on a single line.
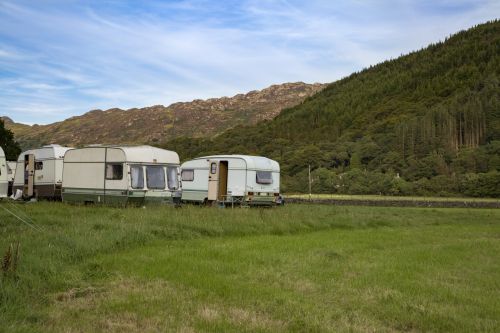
xmin=62 ymin=145 xmax=181 ymax=205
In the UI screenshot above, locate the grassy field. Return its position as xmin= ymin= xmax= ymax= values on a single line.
xmin=1 ymin=202 xmax=499 ymax=332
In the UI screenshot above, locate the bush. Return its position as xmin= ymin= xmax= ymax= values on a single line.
xmin=459 ymin=171 xmax=500 ymax=197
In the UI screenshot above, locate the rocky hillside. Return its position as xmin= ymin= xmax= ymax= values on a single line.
xmin=4 ymin=82 xmax=325 ymax=149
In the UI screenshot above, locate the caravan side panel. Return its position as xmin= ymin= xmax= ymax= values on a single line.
xmin=12 ymin=158 xmax=59 ymax=198
xmin=244 ymin=169 xmax=280 ymax=205
xmin=103 ymin=148 xmax=128 ymax=204
xmin=35 ymin=159 xmax=56 ymax=185
xmin=12 ymin=161 xmax=23 ymax=189
xmin=64 ymin=163 xmax=105 ymax=189
xmin=62 ymin=148 xmax=107 ymax=204
xmin=35 ymin=159 xmax=57 ymax=198
xmin=0 ymin=152 xmax=7 ymax=198
xmin=226 ymin=158 xmax=247 ymax=197
xmin=181 ymin=159 xmax=209 ymax=203
xmin=105 ymin=148 xmax=126 ymax=163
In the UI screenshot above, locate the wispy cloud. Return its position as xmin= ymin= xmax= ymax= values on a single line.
xmin=0 ymin=0 xmax=498 ymax=124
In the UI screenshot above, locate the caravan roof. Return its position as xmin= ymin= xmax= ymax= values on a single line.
xmin=192 ymin=155 xmax=279 ymax=171
xmin=0 ymin=146 xmax=4 ymax=158
xmin=17 ymin=144 xmax=72 ymax=162
xmin=118 ymin=145 xmax=179 ymax=164
xmin=64 ymin=145 xmax=179 ymax=164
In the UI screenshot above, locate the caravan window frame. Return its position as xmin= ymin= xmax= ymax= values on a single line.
xmin=256 ymin=171 xmax=273 ymax=184
xmin=35 ymin=161 xmax=43 ymax=170
xmin=167 ymin=166 xmax=179 ymax=190
xmin=146 ymin=165 xmax=166 ymax=190
xmin=181 ymin=169 xmax=194 ymax=181
xmin=130 ymin=165 xmax=144 ymax=189
xmin=105 ymin=163 xmax=123 ymax=180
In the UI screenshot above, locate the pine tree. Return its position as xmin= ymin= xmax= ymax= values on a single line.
xmin=0 ymin=119 xmax=21 ymax=160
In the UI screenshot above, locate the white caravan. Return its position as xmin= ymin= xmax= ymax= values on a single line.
xmin=0 ymin=147 xmax=7 ymax=198
xmin=12 ymin=144 xmax=73 ymax=199
xmin=181 ymin=155 xmax=280 ymax=206
xmin=62 ymin=145 xmax=181 ymax=205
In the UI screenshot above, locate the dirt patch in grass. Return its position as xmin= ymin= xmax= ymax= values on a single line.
xmin=197 ymin=304 xmax=285 ymax=331
xmin=49 ymin=277 xmax=287 ymax=332
xmin=48 ymin=278 xmax=192 ymax=332
xmin=227 ymin=307 xmax=285 ymax=331
xmin=55 ymin=286 xmax=105 ymax=302
xmin=198 ymin=306 xmax=220 ymax=321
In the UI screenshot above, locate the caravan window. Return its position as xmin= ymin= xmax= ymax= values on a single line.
xmin=210 ymin=162 xmax=217 ymax=174
xmin=146 ymin=166 xmax=165 ymax=189
xmin=256 ymin=171 xmax=273 ymax=184
xmin=167 ymin=166 xmax=179 ymax=190
xmin=106 ymin=163 xmax=123 ymax=180
xmin=181 ymin=169 xmax=194 ymax=181
xmin=130 ymin=165 xmax=144 ymax=189
xmin=35 ymin=162 xmax=43 ymax=170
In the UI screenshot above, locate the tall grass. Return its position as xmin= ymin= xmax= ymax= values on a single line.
xmin=1 ymin=202 xmax=499 ymax=332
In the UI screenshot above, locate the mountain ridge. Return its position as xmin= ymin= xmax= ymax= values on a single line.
xmin=3 ymin=81 xmax=325 ymax=149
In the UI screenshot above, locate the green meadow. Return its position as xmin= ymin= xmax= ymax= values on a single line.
xmin=1 ymin=202 xmax=499 ymax=332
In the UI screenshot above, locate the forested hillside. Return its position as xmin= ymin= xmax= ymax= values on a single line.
xmin=164 ymin=20 xmax=500 ymax=197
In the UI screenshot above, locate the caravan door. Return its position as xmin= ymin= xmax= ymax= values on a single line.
xmin=207 ymin=160 xmax=228 ymax=201
xmin=207 ymin=160 xmax=219 ymax=201
xmin=24 ymin=154 xmax=35 ymax=197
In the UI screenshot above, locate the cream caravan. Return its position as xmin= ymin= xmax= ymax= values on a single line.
xmin=0 ymin=147 xmax=7 ymax=198
xmin=181 ymin=155 xmax=280 ymax=206
xmin=12 ymin=144 xmax=73 ymax=199
xmin=62 ymin=145 xmax=181 ymax=205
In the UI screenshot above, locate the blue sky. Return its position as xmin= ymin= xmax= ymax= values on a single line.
xmin=0 ymin=0 xmax=499 ymax=124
